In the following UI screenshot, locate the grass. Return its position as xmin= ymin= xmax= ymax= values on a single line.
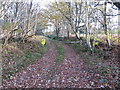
xmin=2 ymin=36 xmax=50 ymax=80
xmin=55 ymin=42 xmax=65 ymax=64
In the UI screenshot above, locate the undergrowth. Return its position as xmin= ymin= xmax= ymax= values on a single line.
xmin=70 ymin=43 xmax=119 ymax=88
xmin=2 ymin=36 xmax=50 ymax=80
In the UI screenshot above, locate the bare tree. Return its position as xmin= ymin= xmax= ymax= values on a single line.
xmin=0 ymin=1 xmax=41 ymax=44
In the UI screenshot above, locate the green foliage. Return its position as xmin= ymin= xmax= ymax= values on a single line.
xmin=44 ymin=2 xmax=69 ymax=27
xmin=93 ymin=42 xmax=99 ymax=46
xmin=94 ymin=37 xmax=101 ymax=41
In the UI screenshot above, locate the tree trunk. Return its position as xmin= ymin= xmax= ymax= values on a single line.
xmin=67 ymin=23 xmax=69 ymax=39
xmin=33 ymin=14 xmax=38 ymax=34
xmin=67 ymin=30 xmax=69 ymax=39
xmin=104 ymin=1 xmax=111 ymax=47
xmin=25 ymin=1 xmax=33 ymax=38
xmin=86 ymin=1 xmax=93 ymax=52
xmin=68 ymin=2 xmax=80 ymax=40
xmin=55 ymin=24 xmax=60 ymax=38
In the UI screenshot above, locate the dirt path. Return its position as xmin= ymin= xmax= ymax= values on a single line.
xmin=48 ymin=42 xmax=92 ymax=88
xmin=2 ymin=43 xmax=57 ymax=88
xmin=2 ymin=41 xmax=94 ymax=88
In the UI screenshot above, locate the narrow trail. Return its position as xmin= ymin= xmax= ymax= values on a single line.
xmin=2 ymin=43 xmax=57 ymax=88
xmin=49 ymin=42 xmax=91 ymax=88
xmin=2 ymin=41 xmax=93 ymax=88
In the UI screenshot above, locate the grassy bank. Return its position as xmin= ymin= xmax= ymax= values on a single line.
xmin=2 ymin=36 xmax=50 ymax=80
xmin=71 ymin=43 xmax=119 ymax=87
